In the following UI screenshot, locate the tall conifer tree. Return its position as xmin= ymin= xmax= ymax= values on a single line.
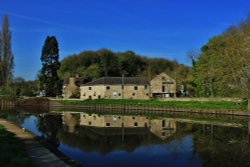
xmin=0 ymin=14 xmax=14 ymax=86
xmin=40 ymin=36 xmax=62 ymax=97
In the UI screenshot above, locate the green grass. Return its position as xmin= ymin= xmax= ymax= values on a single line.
xmin=0 ymin=125 xmax=36 ymax=167
xmin=55 ymin=99 xmax=248 ymax=111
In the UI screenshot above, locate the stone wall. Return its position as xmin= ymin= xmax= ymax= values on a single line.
xmin=150 ymin=73 xmax=176 ymax=97
xmin=80 ymin=84 xmax=150 ymax=100
xmin=63 ymin=78 xmax=79 ymax=99
xmin=80 ymin=85 xmax=105 ymax=99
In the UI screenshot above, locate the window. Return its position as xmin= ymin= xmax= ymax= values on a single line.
xmin=144 ymin=85 xmax=148 ymax=89
xmin=134 ymin=86 xmax=138 ymax=90
xmin=93 ymin=116 xmax=96 ymax=120
xmin=134 ymin=122 xmax=138 ymax=127
xmin=106 ymin=123 xmax=110 ymax=126
xmin=162 ymin=120 xmax=165 ymax=127
xmin=162 ymin=86 xmax=165 ymax=92
xmin=89 ymin=87 xmax=92 ymax=90
xmin=118 ymin=93 xmax=121 ymax=96
xmin=89 ymin=122 xmax=91 ymax=125
xmin=89 ymin=96 xmax=92 ymax=99
xmin=162 ymin=82 xmax=174 ymax=84
xmin=83 ymin=93 xmax=86 ymax=96
xmin=146 ymin=93 xmax=149 ymax=96
xmin=132 ymin=116 xmax=135 ymax=119
xmin=98 ymin=95 xmax=101 ymax=99
xmin=162 ymin=76 xmax=166 ymax=80
xmin=132 ymin=93 xmax=135 ymax=96
xmin=106 ymin=86 xmax=110 ymax=90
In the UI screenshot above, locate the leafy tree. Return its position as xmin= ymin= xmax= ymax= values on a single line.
xmin=98 ymin=49 xmax=120 ymax=77
xmin=39 ymin=36 xmax=62 ymax=97
xmin=191 ymin=15 xmax=250 ymax=100
xmin=118 ymin=51 xmax=145 ymax=76
xmin=12 ymin=77 xmax=39 ymax=97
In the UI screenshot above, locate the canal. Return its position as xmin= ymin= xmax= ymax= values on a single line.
xmin=1 ymin=110 xmax=250 ymax=167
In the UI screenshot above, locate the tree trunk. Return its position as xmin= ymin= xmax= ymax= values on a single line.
xmin=248 ymin=98 xmax=250 ymax=112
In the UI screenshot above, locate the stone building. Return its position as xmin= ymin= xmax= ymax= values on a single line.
xmin=80 ymin=77 xmax=150 ymax=100
xmin=62 ymin=77 xmax=84 ymax=99
xmin=150 ymin=73 xmax=176 ymax=98
xmin=63 ymin=72 xmax=176 ymax=99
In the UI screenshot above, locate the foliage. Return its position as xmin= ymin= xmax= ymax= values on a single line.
xmin=0 ymin=77 xmax=39 ymax=97
xmin=0 ymin=125 xmax=36 ymax=167
xmin=58 ymin=49 xmax=190 ymax=89
xmin=0 ymin=85 xmax=15 ymax=96
xmin=191 ymin=16 xmax=250 ymax=97
xmin=12 ymin=77 xmax=39 ymax=97
xmin=39 ymin=36 xmax=62 ymax=97
xmin=0 ymin=14 xmax=14 ymax=87
xmin=55 ymin=99 xmax=247 ymax=111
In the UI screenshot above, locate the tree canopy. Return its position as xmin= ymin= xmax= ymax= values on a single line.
xmin=191 ymin=16 xmax=250 ymax=97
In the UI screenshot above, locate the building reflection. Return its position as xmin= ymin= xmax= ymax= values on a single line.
xmin=62 ymin=112 xmax=177 ymax=140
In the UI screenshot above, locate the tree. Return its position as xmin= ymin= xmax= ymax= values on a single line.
xmin=118 ymin=51 xmax=145 ymax=77
xmin=98 ymin=49 xmax=120 ymax=77
xmin=0 ymin=14 xmax=14 ymax=86
xmin=40 ymin=36 xmax=62 ymax=97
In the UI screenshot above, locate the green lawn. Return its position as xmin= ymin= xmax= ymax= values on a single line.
xmin=55 ymin=99 xmax=247 ymax=111
xmin=0 ymin=125 xmax=36 ymax=167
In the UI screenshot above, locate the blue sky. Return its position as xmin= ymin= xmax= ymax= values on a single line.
xmin=0 ymin=0 xmax=249 ymax=80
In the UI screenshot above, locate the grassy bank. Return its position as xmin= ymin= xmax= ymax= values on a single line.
xmin=55 ymin=99 xmax=248 ymax=111
xmin=0 ymin=125 xmax=36 ymax=167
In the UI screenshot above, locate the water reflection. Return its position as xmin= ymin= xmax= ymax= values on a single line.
xmin=63 ymin=113 xmax=177 ymax=140
xmin=3 ymin=111 xmax=250 ymax=167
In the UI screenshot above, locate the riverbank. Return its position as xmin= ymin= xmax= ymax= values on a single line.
xmin=0 ymin=125 xmax=35 ymax=167
xmin=54 ymin=99 xmax=247 ymax=111
xmin=0 ymin=119 xmax=70 ymax=167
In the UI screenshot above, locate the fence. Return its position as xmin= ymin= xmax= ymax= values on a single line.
xmin=0 ymin=98 xmax=16 ymax=111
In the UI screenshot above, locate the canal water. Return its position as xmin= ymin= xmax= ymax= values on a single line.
xmin=1 ymin=111 xmax=250 ymax=167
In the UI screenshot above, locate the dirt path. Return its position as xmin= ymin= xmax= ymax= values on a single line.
xmin=0 ymin=119 xmax=70 ymax=167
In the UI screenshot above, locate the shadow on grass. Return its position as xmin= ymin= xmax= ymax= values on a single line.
xmin=0 ymin=125 xmax=36 ymax=167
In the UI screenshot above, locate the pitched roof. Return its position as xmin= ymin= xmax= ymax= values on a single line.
xmin=83 ymin=77 xmax=149 ymax=86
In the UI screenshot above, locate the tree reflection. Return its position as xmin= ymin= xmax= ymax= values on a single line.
xmin=57 ymin=126 xmax=170 ymax=154
xmin=178 ymin=123 xmax=250 ymax=167
xmin=36 ymin=114 xmax=63 ymax=147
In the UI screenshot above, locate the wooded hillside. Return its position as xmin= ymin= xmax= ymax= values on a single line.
xmin=58 ymin=49 xmax=191 ymax=88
